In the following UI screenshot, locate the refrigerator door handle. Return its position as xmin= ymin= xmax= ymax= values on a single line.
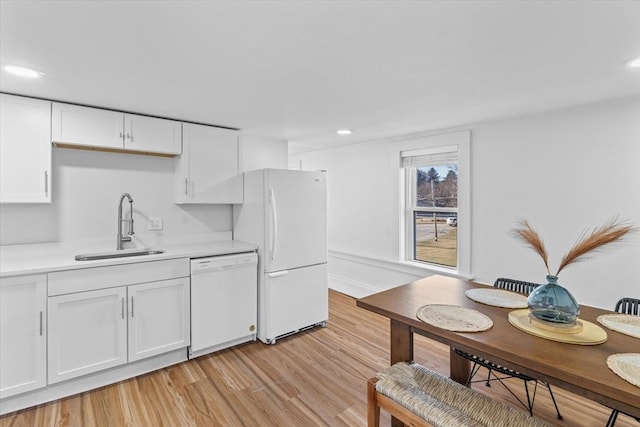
xmin=269 ymin=188 xmax=278 ymax=262
xmin=268 ymin=270 xmax=289 ymax=278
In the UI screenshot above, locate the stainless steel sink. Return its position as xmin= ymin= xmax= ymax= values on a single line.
xmin=74 ymin=249 xmax=165 ymax=261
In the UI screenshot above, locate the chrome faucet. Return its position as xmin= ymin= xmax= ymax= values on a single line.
xmin=117 ymin=193 xmax=134 ymax=250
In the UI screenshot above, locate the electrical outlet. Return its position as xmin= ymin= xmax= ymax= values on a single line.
xmin=148 ymin=216 xmax=163 ymax=231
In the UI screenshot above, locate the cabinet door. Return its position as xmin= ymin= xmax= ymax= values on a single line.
xmin=0 ymin=94 xmax=52 ymax=203
xmin=51 ymin=102 xmax=123 ymax=149
xmin=175 ymin=124 xmax=242 ymax=203
xmin=124 ymin=114 xmax=182 ymax=155
xmin=128 ymin=278 xmax=190 ymax=362
xmin=48 ymin=287 xmax=127 ymax=384
xmin=0 ymin=275 xmax=47 ymax=398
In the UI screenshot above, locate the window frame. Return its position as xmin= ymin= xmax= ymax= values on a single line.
xmin=398 ymin=131 xmax=471 ymax=278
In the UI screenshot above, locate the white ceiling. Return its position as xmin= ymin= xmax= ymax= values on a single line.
xmin=1 ymin=1 xmax=639 ymax=154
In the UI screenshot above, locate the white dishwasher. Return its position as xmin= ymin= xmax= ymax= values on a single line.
xmin=189 ymin=252 xmax=258 ymax=359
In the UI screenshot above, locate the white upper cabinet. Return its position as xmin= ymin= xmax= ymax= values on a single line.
xmin=0 ymin=94 xmax=52 ymax=203
xmin=51 ymin=103 xmax=123 ymax=149
xmin=175 ymin=124 xmax=243 ymax=204
xmin=51 ymin=103 xmax=182 ymax=155
xmin=124 ymin=114 xmax=181 ymax=155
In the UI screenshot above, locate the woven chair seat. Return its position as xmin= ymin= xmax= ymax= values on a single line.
xmin=370 ymin=362 xmax=550 ymax=427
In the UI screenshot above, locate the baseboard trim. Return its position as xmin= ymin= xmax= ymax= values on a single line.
xmin=328 ymin=273 xmax=379 ymax=298
xmin=329 ymin=250 xmax=472 ymax=280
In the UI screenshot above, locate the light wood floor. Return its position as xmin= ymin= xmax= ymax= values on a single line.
xmin=1 ymin=290 xmax=635 ymax=427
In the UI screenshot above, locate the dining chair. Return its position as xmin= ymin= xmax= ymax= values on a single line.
xmin=453 ymin=277 xmax=563 ymax=420
xmin=614 ymin=297 xmax=639 ymax=316
xmin=606 ymin=297 xmax=640 ymax=427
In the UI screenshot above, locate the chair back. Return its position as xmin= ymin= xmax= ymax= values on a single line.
xmin=615 ymin=297 xmax=640 ymax=315
xmin=494 ymin=278 xmax=540 ymax=295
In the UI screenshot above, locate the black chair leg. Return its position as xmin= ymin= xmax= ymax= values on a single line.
xmin=523 ymin=380 xmax=533 ymax=417
xmin=544 ymin=382 xmax=563 ymax=420
xmin=606 ymin=409 xmax=619 ymax=427
xmin=464 ymin=362 xmax=481 ymax=387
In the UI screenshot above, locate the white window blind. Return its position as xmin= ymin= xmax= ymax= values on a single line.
xmin=401 ymin=145 xmax=458 ymax=168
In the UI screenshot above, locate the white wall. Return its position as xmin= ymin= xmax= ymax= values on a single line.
xmin=291 ymin=96 xmax=640 ymax=309
xmin=471 ymin=96 xmax=640 ymax=309
xmin=242 ymin=134 xmax=288 ymax=172
xmin=0 ymin=149 xmax=230 ymax=245
xmin=0 ymin=133 xmax=288 ymax=246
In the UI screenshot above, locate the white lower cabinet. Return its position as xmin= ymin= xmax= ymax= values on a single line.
xmin=47 ymin=287 xmax=128 ymax=384
xmin=48 ymin=277 xmax=190 ymax=384
xmin=128 ymin=278 xmax=190 ymax=362
xmin=0 ymin=275 xmax=47 ymax=398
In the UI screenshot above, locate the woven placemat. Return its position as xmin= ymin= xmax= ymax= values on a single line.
xmin=508 ymin=309 xmax=607 ymax=345
xmin=465 ymin=288 xmax=528 ymax=308
xmin=416 ymin=304 xmax=493 ymax=332
xmin=597 ymin=314 xmax=640 ymax=339
xmin=607 ymin=353 xmax=640 ymax=388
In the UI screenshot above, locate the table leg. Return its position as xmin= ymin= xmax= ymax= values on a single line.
xmin=450 ymin=347 xmax=470 ymax=384
xmin=390 ymin=319 xmax=413 ymax=427
xmin=390 ymin=319 xmax=413 ymax=364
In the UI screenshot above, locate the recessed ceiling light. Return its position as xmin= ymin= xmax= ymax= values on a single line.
xmin=336 ymin=129 xmax=352 ymax=135
xmin=625 ymin=56 xmax=640 ymax=69
xmin=3 ymin=65 xmax=44 ymax=78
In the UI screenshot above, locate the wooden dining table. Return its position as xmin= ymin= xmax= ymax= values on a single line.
xmin=356 ymin=275 xmax=640 ymax=421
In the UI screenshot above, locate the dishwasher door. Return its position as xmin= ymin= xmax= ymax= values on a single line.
xmin=189 ymin=252 xmax=258 ymax=358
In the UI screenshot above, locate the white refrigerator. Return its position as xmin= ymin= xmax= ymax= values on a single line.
xmin=233 ymin=168 xmax=328 ymax=344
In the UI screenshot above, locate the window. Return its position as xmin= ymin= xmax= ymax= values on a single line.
xmin=400 ymin=131 xmax=470 ymax=276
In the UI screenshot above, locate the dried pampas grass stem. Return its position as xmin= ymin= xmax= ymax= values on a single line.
xmin=512 ymin=220 xmax=550 ymax=275
xmin=512 ymin=217 xmax=637 ymax=277
xmin=555 ymin=218 xmax=636 ymax=276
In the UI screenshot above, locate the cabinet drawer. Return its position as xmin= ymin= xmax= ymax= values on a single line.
xmin=48 ymin=258 xmax=189 ymax=296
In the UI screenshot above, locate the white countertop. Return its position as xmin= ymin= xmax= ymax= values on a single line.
xmin=0 ymin=235 xmax=257 ymax=277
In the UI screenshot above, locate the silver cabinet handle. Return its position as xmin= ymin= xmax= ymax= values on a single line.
xmin=130 ymin=297 xmax=134 ymax=318
xmin=184 ymin=178 xmax=189 ymax=196
xmin=39 ymin=311 xmax=43 ymax=336
xmin=126 ymin=133 xmax=132 ymax=142
xmin=121 ymin=297 xmax=125 ymax=319
xmin=44 ymin=171 xmax=48 ymax=197
xmin=119 ymin=132 xmax=124 ymax=139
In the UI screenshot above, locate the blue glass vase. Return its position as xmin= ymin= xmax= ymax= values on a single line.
xmin=527 ymin=275 xmax=580 ymax=324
